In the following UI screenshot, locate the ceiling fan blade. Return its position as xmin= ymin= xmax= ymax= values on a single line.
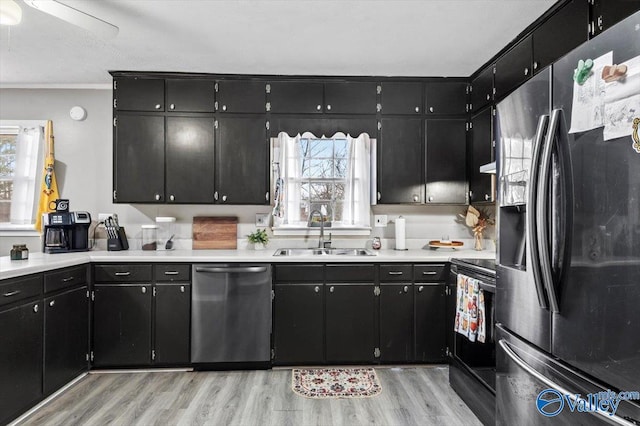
xmin=23 ymin=0 xmax=118 ymax=38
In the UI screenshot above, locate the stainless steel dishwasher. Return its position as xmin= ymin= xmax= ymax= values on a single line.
xmin=191 ymin=264 xmax=272 ymax=367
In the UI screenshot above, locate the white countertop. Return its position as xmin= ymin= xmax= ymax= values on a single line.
xmin=1 ymin=248 xmax=495 ymax=280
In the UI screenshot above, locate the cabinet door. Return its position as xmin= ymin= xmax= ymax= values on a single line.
xmin=378 ymin=118 xmax=423 ymax=204
xmin=166 ymin=79 xmax=216 ymax=112
xmin=593 ymin=0 xmax=640 ymax=36
xmin=114 ymin=77 xmax=164 ymax=112
xmin=324 ymin=82 xmax=377 ymax=114
xmin=469 ymin=107 xmax=494 ymax=203
xmin=425 ymin=119 xmax=467 ymax=204
xmin=533 ymin=0 xmax=588 ymax=72
xmin=216 ymin=116 xmax=268 ymax=204
xmin=273 ymin=283 xmax=324 ymax=364
xmin=325 ymin=283 xmax=375 ymax=363
xmin=415 ymin=283 xmax=446 ymax=362
xmin=471 ymin=66 xmax=494 ymax=113
xmin=44 ymin=286 xmax=88 ymax=395
xmin=93 ymin=285 xmax=152 ymax=367
xmin=216 ymin=80 xmax=266 ymax=113
xmin=0 ymin=301 xmax=43 ymax=425
xmin=154 ymin=284 xmax=190 ymax=365
xmin=114 ymin=114 xmax=165 ymax=203
xmin=166 ymin=116 xmax=215 ymax=203
xmin=424 ymin=81 xmax=468 ymax=115
xmin=269 ymin=81 xmax=324 ymax=114
xmin=381 ymin=82 xmax=423 ymax=115
xmin=379 ymin=283 xmax=414 ymax=363
xmin=494 ymin=35 xmax=533 ymax=100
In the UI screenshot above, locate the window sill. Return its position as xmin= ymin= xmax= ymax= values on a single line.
xmin=272 ymin=226 xmax=372 ymax=236
xmin=0 ymin=224 xmax=40 ymax=237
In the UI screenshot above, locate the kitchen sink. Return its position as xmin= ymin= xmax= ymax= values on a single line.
xmin=273 ymin=248 xmax=376 ymax=256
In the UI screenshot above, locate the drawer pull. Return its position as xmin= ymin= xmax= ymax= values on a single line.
xmin=422 ymin=271 xmax=438 ymax=275
xmin=62 ymin=276 xmax=74 ymax=282
xmin=114 ymin=272 xmax=131 ymax=276
xmin=164 ymin=271 xmax=180 ymax=275
xmin=180 ymin=286 xmax=185 ymax=293
xmin=388 ymin=271 xmax=403 ymax=275
xmin=49 ymin=300 xmax=55 ymax=307
xmin=403 ymin=286 xmax=409 ymax=293
xmin=418 ymin=285 xmax=424 ymax=292
xmin=3 ymin=290 xmax=21 ymax=297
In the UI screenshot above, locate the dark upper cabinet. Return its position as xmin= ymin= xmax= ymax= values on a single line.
xmin=415 ymin=283 xmax=446 ymax=362
xmin=380 ymin=82 xmax=423 ymax=115
xmin=114 ymin=114 xmax=165 ymax=203
xmin=216 ymin=116 xmax=268 ymax=204
xmin=154 ymin=284 xmax=190 ymax=365
xmin=44 ymin=286 xmax=88 ymax=396
xmin=378 ymin=118 xmax=424 ymax=204
xmin=324 ymin=81 xmax=378 ymax=114
xmin=471 ymin=66 xmax=494 ymax=113
xmin=216 ymin=80 xmax=266 ymax=113
xmin=379 ymin=283 xmax=414 ymax=363
xmin=325 ymin=283 xmax=375 ymax=363
xmin=268 ymin=81 xmax=324 ymax=114
xmin=424 ymin=81 xmax=468 ymax=115
xmin=165 ymin=116 xmax=215 ymax=203
xmin=114 ymin=77 xmax=164 ymax=112
xmin=425 ymin=119 xmax=467 ymax=204
xmin=93 ymin=285 xmax=152 ymax=367
xmin=273 ymin=283 xmax=324 ymax=365
xmin=166 ymin=79 xmax=216 ymax=112
xmin=494 ymin=35 xmax=533 ymax=100
xmin=469 ymin=107 xmax=494 ymax=203
xmin=533 ymin=0 xmax=589 ymax=72
xmin=593 ymin=0 xmax=640 ymax=36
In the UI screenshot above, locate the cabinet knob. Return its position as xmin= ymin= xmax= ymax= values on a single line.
xmin=214 ymin=191 xmax=219 ymax=201
xmin=403 ymin=286 xmax=409 ymax=293
xmin=469 ymin=190 xmax=474 ymax=199
xmin=329 ymin=286 xmax=335 ymax=293
xmin=169 ymin=194 xmax=175 ymax=201
xmin=316 ymin=105 xmax=322 ymax=111
xmin=141 ymin=287 xmax=147 ymax=294
xmin=429 ymin=106 xmax=434 ymax=113
xmin=326 ymin=104 xmax=332 ymax=111
xmin=33 ymin=304 xmax=39 ymax=313
xmin=222 ymin=195 xmax=227 ymax=202
xmin=49 ymin=300 xmax=55 ymax=307
xmin=413 ymin=194 xmax=419 ymax=202
xmin=314 ymin=286 xmax=320 ymax=293
xmin=524 ymin=67 xmax=529 ymax=76
xmin=180 ymin=286 xmax=185 ymax=293
xmin=415 ymin=107 xmax=420 ymax=113
xmin=486 ymin=94 xmax=491 ymax=101
xmin=418 ymin=285 xmax=424 ymax=292
xmin=533 ymin=61 xmax=539 ymax=70
xmin=377 ymin=192 xmax=381 ymax=201
xmin=155 ymin=104 xmax=161 ymax=110
xmin=485 ymin=193 xmax=491 ymax=201
xmin=428 ymin=196 xmax=434 ymax=202
xmin=155 ymin=194 xmax=161 ymax=201
xmin=222 ymin=105 xmax=227 ymax=111
xmin=170 ymin=104 xmax=175 ymax=110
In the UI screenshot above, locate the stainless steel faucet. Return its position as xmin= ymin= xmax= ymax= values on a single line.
xmin=308 ymin=209 xmax=326 ymax=248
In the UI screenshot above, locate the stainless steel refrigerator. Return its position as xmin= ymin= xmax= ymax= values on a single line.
xmin=495 ymin=11 xmax=640 ymax=425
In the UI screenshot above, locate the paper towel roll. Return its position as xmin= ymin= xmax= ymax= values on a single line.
xmin=395 ymin=216 xmax=406 ymax=250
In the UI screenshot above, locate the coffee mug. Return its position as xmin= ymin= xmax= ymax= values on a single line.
xmin=49 ymin=199 xmax=69 ymax=212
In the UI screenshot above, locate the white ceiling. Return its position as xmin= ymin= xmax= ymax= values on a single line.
xmin=0 ymin=0 xmax=556 ymax=86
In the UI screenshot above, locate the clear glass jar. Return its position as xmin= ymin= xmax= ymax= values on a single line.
xmin=141 ymin=225 xmax=158 ymax=251
xmin=10 ymin=244 xmax=29 ymax=260
xmin=155 ymin=217 xmax=176 ymax=250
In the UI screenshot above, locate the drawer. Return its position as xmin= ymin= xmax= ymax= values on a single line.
xmin=44 ymin=265 xmax=88 ymax=293
xmin=414 ymin=264 xmax=447 ymax=282
xmin=379 ymin=264 xmax=413 ymax=281
xmin=94 ymin=264 xmax=153 ymax=283
xmin=0 ymin=274 xmax=43 ymax=307
xmin=154 ymin=264 xmax=191 ymax=282
xmin=274 ymin=264 xmax=324 ymax=282
xmin=326 ymin=264 xmax=375 ymax=282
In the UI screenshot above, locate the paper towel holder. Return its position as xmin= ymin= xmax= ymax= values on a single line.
xmin=394 ymin=216 xmax=408 ymax=251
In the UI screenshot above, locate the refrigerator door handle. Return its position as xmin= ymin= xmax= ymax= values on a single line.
xmin=498 ymin=339 xmax=636 ymax=426
xmin=528 ymin=114 xmax=550 ymax=309
xmin=536 ymin=109 xmax=561 ymax=313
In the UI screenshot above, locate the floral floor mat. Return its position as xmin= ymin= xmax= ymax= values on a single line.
xmin=291 ymin=367 xmax=382 ymax=399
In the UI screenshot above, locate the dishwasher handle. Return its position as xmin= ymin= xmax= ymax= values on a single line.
xmin=195 ymin=266 xmax=268 ymax=274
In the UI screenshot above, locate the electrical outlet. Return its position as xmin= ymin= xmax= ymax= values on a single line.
xmin=374 ymin=215 xmax=388 ymax=227
xmin=98 ymin=213 xmax=115 ymax=224
xmin=255 ymin=213 xmax=270 ymax=227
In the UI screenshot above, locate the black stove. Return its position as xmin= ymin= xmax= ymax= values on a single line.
xmin=451 ymin=258 xmax=496 ymax=276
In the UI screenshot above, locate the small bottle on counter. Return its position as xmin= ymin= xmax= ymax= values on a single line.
xmin=372 ymin=237 xmax=382 ymax=250
xmin=10 ymin=244 xmax=29 ymax=260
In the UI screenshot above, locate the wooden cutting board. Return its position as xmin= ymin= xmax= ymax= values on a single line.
xmin=192 ymin=216 xmax=238 ymax=249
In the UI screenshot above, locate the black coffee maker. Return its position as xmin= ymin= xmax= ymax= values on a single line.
xmin=42 ymin=200 xmax=92 ymax=253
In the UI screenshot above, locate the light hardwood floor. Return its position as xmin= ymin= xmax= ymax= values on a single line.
xmin=19 ymin=366 xmax=481 ymax=426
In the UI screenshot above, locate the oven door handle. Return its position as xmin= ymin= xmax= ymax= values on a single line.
xmin=498 ymin=339 xmax=635 ymax=426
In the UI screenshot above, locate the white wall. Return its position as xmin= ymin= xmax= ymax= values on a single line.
xmin=0 ymin=88 xmax=495 ymax=254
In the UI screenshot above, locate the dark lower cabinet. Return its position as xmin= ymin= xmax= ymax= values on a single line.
xmin=154 ymin=284 xmax=191 ymax=365
xmin=379 ymin=283 xmax=414 ymax=363
xmin=415 ymin=283 xmax=446 ymax=362
xmin=93 ymin=285 xmax=153 ymax=367
xmin=273 ymin=283 xmax=324 ymax=364
xmin=325 ymin=283 xmax=375 ymax=363
xmin=0 ymin=300 xmax=43 ymax=425
xmin=44 ymin=286 xmax=89 ymax=395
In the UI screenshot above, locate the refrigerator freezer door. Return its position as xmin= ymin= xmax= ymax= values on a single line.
xmin=551 ymin=11 xmax=640 ymax=393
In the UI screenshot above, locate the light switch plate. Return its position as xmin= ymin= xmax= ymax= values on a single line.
xmin=255 ymin=213 xmax=270 ymax=227
xmin=374 ymin=215 xmax=388 ymax=227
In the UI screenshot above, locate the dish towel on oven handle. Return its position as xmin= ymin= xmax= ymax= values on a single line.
xmin=454 ymin=273 xmax=486 ymax=343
